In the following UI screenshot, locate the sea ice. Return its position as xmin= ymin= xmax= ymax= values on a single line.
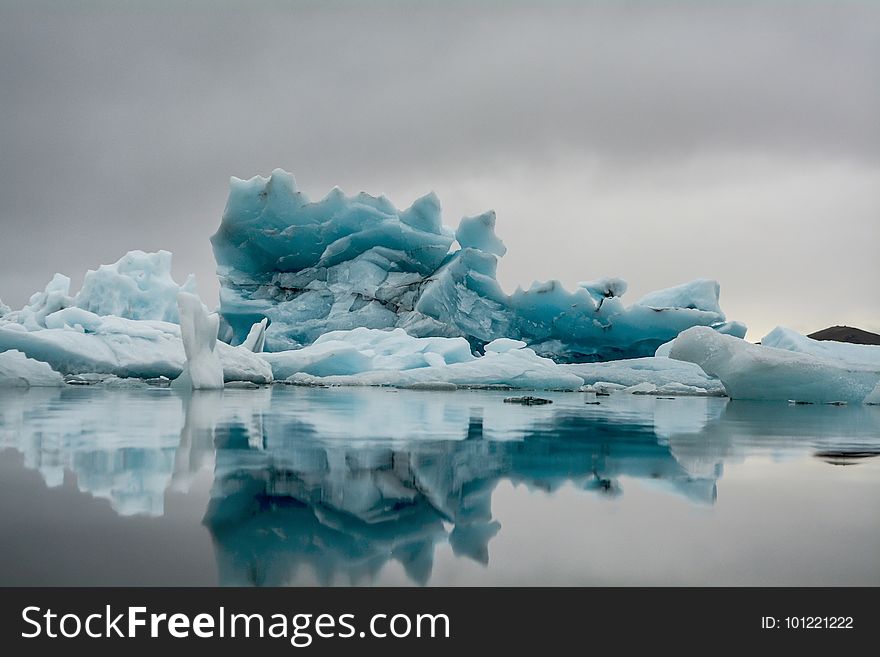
xmin=173 ymin=292 xmax=224 ymax=390
xmin=670 ymin=326 xmax=880 ymax=403
xmin=211 ymin=169 xmax=744 ymax=360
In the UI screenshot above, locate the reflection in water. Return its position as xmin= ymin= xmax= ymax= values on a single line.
xmin=1 ymin=386 xmax=879 ymax=585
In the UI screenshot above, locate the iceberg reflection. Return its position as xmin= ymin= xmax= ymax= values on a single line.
xmin=1 ymin=386 xmax=878 ymax=585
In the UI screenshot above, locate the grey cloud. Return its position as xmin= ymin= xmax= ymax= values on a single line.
xmin=0 ymin=1 xmax=877 ymax=336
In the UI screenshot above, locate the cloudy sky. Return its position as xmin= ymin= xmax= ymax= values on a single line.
xmin=1 ymin=0 xmax=877 ymax=339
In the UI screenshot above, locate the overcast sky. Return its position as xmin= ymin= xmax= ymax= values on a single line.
xmin=1 ymin=1 xmax=877 ymax=339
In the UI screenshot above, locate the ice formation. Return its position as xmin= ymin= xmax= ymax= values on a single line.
xmin=75 ymin=250 xmax=196 ymax=322
xmin=561 ymin=357 xmax=726 ymax=396
xmin=761 ymin=326 xmax=880 ymax=369
xmin=0 ymin=350 xmax=64 ymax=387
xmin=0 ymin=254 xmax=272 ymax=384
xmin=260 ymin=326 xmax=721 ymax=392
xmin=174 ymin=292 xmax=224 ymax=390
xmin=670 ymin=326 xmax=880 ymax=403
xmin=3 ymin=251 xmax=195 ymax=330
xmin=211 ymin=169 xmax=744 ymax=360
xmin=241 ymin=317 xmax=268 ymax=353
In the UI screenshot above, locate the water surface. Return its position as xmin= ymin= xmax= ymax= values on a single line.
xmin=1 ymin=386 xmax=878 ymax=586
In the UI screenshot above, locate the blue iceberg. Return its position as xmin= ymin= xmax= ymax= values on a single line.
xmin=211 ymin=169 xmax=745 ymax=361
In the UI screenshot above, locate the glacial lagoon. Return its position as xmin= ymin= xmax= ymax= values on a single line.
xmin=1 ymin=386 xmax=878 ymax=586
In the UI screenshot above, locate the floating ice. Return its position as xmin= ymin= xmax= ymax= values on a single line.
xmin=261 ymin=326 xmax=723 ymax=393
xmin=561 ymin=357 xmax=726 ymax=396
xmin=211 ymin=169 xmax=744 ymax=360
xmin=0 ymin=350 xmax=64 ymax=387
xmin=3 ymin=251 xmax=195 ymax=330
xmin=670 ymin=326 xmax=880 ymax=403
xmin=75 ymin=250 xmax=197 ymax=322
xmin=0 ymin=253 xmax=272 ymax=384
xmin=0 ymin=307 xmax=272 ymax=384
xmin=264 ymin=327 xmax=582 ymax=389
xmin=761 ymin=326 xmax=880 ymax=369
xmin=173 ymin=292 xmax=224 ymax=390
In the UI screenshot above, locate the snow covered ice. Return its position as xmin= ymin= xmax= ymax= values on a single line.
xmin=670 ymin=326 xmax=880 ymax=404
xmin=211 ymin=169 xmax=744 ymax=361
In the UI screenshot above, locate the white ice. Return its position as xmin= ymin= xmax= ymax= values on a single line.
xmin=0 ymin=350 xmax=64 ymax=387
xmin=173 ymin=292 xmax=224 ymax=390
xmin=761 ymin=326 xmax=880 ymax=369
xmin=670 ymin=326 xmax=880 ymax=403
xmin=261 ymin=326 xmax=724 ymax=393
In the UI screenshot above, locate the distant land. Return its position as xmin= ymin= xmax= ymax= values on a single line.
xmin=808 ymin=326 xmax=880 ymax=346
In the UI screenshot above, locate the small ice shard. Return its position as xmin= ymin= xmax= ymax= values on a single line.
xmin=866 ymin=382 xmax=880 ymax=405
xmin=0 ymin=350 xmax=64 ymax=387
xmin=241 ymin=318 xmax=268 ymax=353
xmin=174 ymin=292 xmax=224 ymax=390
xmin=670 ymin=326 xmax=880 ymax=403
xmin=0 ymin=298 xmax=10 ymax=318
xmin=455 ymin=210 xmax=507 ymax=256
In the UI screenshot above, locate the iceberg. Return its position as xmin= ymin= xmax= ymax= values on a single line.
xmin=0 ymin=311 xmax=271 ymax=384
xmin=0 ymin=254 xmax=273 ymax=385
xmin=3 ymin=250 xmax=196 ymax=330
xmin=211 ymin=169 xmax=744 ymax=360
xmin=670 ymin=326 xmax=880 ymax=403
xmin=761 ymin=326 xmax=880 ymax=369
xmin=0 ymin=350 xmax=64 ymax=387
xmin=173 ymin=292 xmax=224 ymax=390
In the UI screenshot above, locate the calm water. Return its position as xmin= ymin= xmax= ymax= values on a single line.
xmin=0 ymin=385 xmax=878 ymax=586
